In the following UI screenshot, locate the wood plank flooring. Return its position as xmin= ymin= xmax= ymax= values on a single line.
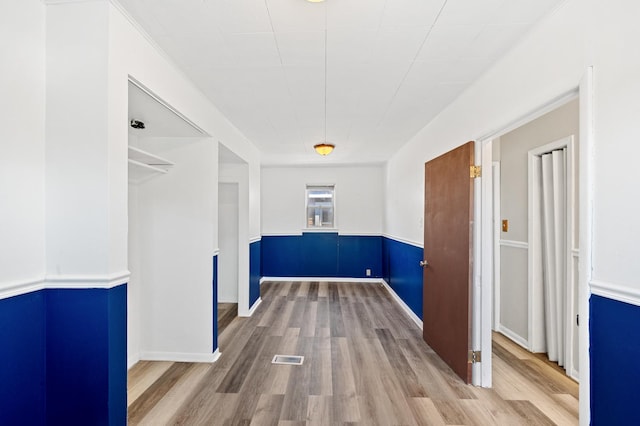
xmin=218 ymin=303 xmax=238 ymax=336
xmin=128 ymin=281 xmax=578 ymax=425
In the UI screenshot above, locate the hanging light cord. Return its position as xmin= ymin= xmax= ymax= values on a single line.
xmin=323 ymin=5 xmax=328 ymax=143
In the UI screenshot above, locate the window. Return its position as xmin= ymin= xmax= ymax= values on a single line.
xmin=306 ymin=185 xmax=335 ymax=228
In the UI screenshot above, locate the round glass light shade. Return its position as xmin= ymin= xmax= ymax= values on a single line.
xmin=314 ymin=143 xmax=335 ymax=156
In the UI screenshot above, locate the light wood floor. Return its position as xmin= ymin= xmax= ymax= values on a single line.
xmin=128 ymin=281 xmax=578 ymax=425
xmin=218 ymin=303 xmax=238 ymax=336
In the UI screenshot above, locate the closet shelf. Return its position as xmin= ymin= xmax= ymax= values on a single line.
xmin=128 ymin=146 xmax=174 ymax=183
xmin=128 ymin=146 xmax=174 ymax=169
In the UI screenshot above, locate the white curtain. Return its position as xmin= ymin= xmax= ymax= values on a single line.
xmin=539 ymin=149 xmax=567 ymax=366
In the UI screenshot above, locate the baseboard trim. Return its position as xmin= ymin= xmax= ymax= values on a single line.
xmin=127 ymin=354 xmax=141 ymax=370
xmin=140 ymin=351 xmax=220 ymax=363
xmin=590 ymin=280 xmax=640 ymax=307
xmin=498 ymin=324 xmax=529 ymax=350
xmin=247 ymin=298 xmax=262 ymax=317
xmin=260 ymin=277 xmax=383 ymax=284
xmin=212 ymin=349 xmax=221 ymax=362
xmin=569 ymin=367 xmax=580 ymax=383
xmin=380 ymin=279 xmax=423 ymax=329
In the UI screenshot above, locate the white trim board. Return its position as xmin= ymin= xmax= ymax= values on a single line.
xmin=260 ymin=233 xmax=303 ymax=237
xmin=590 ymin=280 xmax=640 ymax=308
xmin=45 ymin=271 xmax=130 ymax=289
xmin=260 ymin=277 xmax=384 ymax=284
xmin=262 ymin=232 xmax=382 ymax=237
xmin=127 ymin=354 xmax=141 ymax=370
xmin=0 ymin=278 xmax=46 ymax=301
xmin=478 ymin=89 xmax=579 ymax=142
xmin=499 ymin=240 xmax=529 ymax=250
xmin=140 ymin=350 xmax=221 ymax=364
xmin=577 ymin=66 xmax=594 ymax=426
xmin=246 ymin=298 xmax=262 ymax=317
xmin=381 ymin=234 xmax=423 ymax=249
xmin=493 ymin=161 xmax=501 ymax=332
xmin=380 ymin=280 xmax=423 ymax=329
xmin=0 ymin=271 xmax=131 ymax=301
xmin=498 ymin=325 xmax=529 ymax=350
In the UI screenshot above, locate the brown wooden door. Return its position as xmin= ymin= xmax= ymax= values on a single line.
xmin=423 ymin=141 xmax=475 ymax=383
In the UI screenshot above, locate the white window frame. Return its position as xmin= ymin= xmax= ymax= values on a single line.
xmin=304 ymin=184 xmax=337 ymax=231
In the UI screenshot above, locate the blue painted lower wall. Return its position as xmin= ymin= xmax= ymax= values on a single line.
xmin=0 ymin=285 xmax=127 ymax=426
xmin=382 ymin=237 xmax=423 ymax=320
xmin=0 ymin=291 xmax=46 ymax=425
xmin=590 ymin=294 xmax=640 ymax=425
xmin=250 ymin=240 xmax=261 ymax=306
xmin=213 ymin=255 xmax=218 ymax=351
xmin=261 ymin=233 xmax=382 ymax=279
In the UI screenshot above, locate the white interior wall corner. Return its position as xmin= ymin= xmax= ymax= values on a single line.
xmin=0 ymin=0 xmax=46 ymax=287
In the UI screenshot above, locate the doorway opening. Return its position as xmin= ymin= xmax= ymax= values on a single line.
xmin=127 ymin=78 xmax=213 ymax=368
xmin=487 ymin=96 xmax=579 ymax=380
xmin=218 ymin=182 xmax=240 ymax=336
xmin=476 ymin=72 xmax=594 ymax=422
xmin=217 ymin=142 xmax=250 ymax=353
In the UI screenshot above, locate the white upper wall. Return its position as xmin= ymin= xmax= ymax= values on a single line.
xmin=262 ymin=165 xmax=383 ymax=236
xmin=135 ymin=138 xmax=217 ymax=357
xmin=108 ymin=2 xmax=262 ymax=260
xmin=1 ymin=0 xmax=262 ymax=290
xmin=385 ymin=0 xmax=640 ymax=293
xmin=0 ymin=0 xmax=46 ymax=288
xmin=500 ymin=98 xmax=579 ymax=243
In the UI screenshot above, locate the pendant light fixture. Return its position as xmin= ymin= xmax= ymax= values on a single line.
xmin=314 ymin=10 xmax=334 ymax=156
xmin=314 ymin=143 xmax=334 ymax=156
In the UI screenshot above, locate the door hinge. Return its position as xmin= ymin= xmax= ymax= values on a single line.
xmin=468 ymin=350 xmax=482 ymax=363
xmin=470 ymin=165 xmax=482 ymax=178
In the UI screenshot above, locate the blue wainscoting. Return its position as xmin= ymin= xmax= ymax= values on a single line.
xmin=262 ymin=235 xmax=302 ymax=277
xmin=0 ymin=285 xmax=127 ymax=426
xmin=261 ymin=233 xmax=382 ymax=279
xmin=46 ymin=285 xmax=127 ymax=426
xmin=250 ymin=240 xmax=261 ymax=306
xmin=590 ymin=294 xmax=640 ymax=425
xmin=213 ymin=255 xmax=218 ymax=351
xmin=338 ymin=235 xmax=382 ymax=278
xmin=301 ymin=232 xmax=339 ymax=277
xmin=0 ymin=291 xmax=46 ymax=425
xmin=382 ymin=237 xmax=423 ymax=320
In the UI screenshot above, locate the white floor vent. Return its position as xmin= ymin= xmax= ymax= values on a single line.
xmin=272 ymin=355 xmax=304 ymax=365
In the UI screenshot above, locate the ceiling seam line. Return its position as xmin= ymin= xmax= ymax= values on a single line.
xmin=263 ymin=0 xmax=305 ymax=147
xmin=374 ymin=0 xmax=450 ymax=130
xmin=263 ymin=0 xmax=285 ymax=67
xmin=376 ymin=0 xmax=390 ymax=31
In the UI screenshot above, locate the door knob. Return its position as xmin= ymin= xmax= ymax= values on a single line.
xmin=420 ymin=260 xmax=429 ymax=267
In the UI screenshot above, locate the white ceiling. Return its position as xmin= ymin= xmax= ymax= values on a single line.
xmin=118 ymin=0 xmax=564 ymax=165
xmin=128 ymin=81 xmax=204 ymax=138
